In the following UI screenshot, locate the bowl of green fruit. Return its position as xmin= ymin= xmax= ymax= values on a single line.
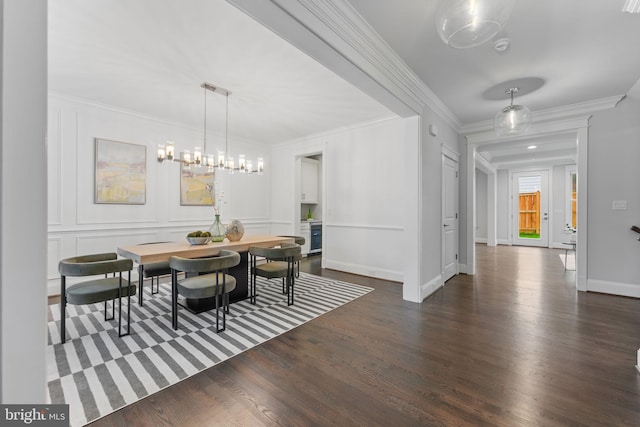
xmin=186 ymin=230 xmax=211 ymax=245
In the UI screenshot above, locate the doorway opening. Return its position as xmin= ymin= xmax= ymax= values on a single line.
xmin=296 ymin=153 xmax=323 ymax=261
xmin=512 ymin=170 xmax=549 ymax=247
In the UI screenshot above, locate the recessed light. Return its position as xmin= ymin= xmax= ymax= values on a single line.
xmin=527 ymin=145 xmax=537 ymax=150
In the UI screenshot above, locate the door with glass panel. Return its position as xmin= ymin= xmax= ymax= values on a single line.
xmin=512 ymin=170 xmax=549 ymax=247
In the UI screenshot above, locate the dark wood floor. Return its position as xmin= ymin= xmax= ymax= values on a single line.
xmin=89 ymin=245 xmax=640 ymax=426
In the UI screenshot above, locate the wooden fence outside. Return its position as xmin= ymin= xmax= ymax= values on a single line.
xmin=571 ymin=191 xmax=577 ymax=228
xmin=519 ymin=191 xmax=540 ymax=235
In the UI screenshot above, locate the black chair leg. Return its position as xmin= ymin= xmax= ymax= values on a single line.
xmin=224 ymin=291 xmax=231 ymax=314
xmin=151 ymin=276 xmax=159 ymax=295
xmin=117 ymin=271 xmax=132 ymax=338
xmin=287 ymin=275 xmax=295 ymax=306
xmin=215 ymin=283 xmax=226 ymax=333
xmin=117 ymin=294 xmax=122 ymax=336
xmin=122 ymin=270 xmax=132 ymax=337
xmin=138 ymin=264 xmax=144 ymax=306
xmin=250 ymin=256 xmax=257 ymax=305
xmin=60 ymin=276 xmax=66 ymax=344
xmin=171 ymin=269 xmax=178 ymax=330
xmin=290 ymin=276 xmax=294 ymax=306
xmin=287 ymin=262 xmax=295 ymax=306
xmin=105 ymin=299 xmax=115 ymax=321
xmin=221 ymin=294 xmax=226 ymax=333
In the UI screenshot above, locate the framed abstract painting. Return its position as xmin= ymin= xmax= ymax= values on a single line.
xmin=94 ymin=138 xmax=146 ymax=204
xmin=180 ymin=162 xmax=215 ymax=206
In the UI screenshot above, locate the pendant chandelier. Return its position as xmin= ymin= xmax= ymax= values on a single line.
xmin=156 ymin=82 xmax=264 ymax=174
xmin=494 ymin=87 xmax=531 ymax=136
xmin=435 ymin=0 xmax=515 ymax=49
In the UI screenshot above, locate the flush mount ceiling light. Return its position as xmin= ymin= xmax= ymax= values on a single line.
xmin=435 ymin=0 xmax=515 ymax=48
xmin=527 ymin=145 xmax=537 ymax=150
xmin=494 ymin=87 xmax=531 ymax=136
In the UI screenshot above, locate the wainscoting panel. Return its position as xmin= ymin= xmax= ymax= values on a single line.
xmin=324 ymin=223 xmax=404 ymax=282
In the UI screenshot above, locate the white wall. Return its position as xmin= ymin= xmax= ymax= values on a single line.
xmin=419 ymin=108 xmax=459 ymax=298
xmin=269 ymin=112 xmax=458 ymax=302
xmin=47 ymin=95 xmax=271 ymax=294
xmin=475 ymin=170 xmax=488 ymax=242
xmin=496 ymin=169 xmax=510 ymax=243
xmin=1 ymin=0 xmax=48 ymax=403
xmin=271 ymin=116 xmax=413 ymax=282
xmin=492 ymin=165 xmax=575 ymax=246
xmin=550 ymin=164 xmax=577 ymax=247
xmin=587 ymin=94 xmax=640 ymax=297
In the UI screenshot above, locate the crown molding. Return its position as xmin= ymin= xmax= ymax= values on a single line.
xmin=230 ymin=0 xmax=461 ymax=130
xmin=475 ymin=152 xmax=496 ymax=174
xmin=293 ymin=0 xmax=461 ymax=129
xmin=466 ymin=115 xmax=591 ymax=145
xmin=461 ymin=95 xmax=624 ymax=136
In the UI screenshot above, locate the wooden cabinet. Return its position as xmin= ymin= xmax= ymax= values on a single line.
xmin=301 ymin=158 xmax=319 ymax=204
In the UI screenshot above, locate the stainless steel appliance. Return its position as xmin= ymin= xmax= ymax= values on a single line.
xmin=310 ymin=223 xmax=322 ymax=254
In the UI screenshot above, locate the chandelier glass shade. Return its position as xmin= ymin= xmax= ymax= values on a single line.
xmin=156 ymin=83 xmax=263 ymax=174
xmin=435 ymin=0 xmax=515 ymax=48
xmin=494 ymin=88 xmax=531 ymax=136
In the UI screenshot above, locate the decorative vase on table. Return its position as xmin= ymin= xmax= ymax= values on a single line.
xmin=225 ymin=219 xmax=245 ymax=242
xmin=209 ymin=214 xmax=226 ymax=242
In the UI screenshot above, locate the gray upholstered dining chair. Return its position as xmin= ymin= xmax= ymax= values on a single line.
xmin=169 ymin=250 xmax=240 ymax=332
xmin=278 ymin=235 xmax=305 ymax=277
xmin=136 ymin=242 xmax=173 ymax=306
xmin=249 ymin=243 xmax=301 ymax=306
xmin=58 ymin=252 xmax=136 ymax=344
xmin=142 ymin=261 xmax=171 ymax=296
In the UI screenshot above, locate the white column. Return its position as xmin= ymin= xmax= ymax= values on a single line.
xmin=1 ymin=0 xmax=48 ymax=402
xmin=576 ymin=125 xmax=588 ymax=292
xmin=403 ymin=116 xmax=422 ymax=302
xmin=466 ymin=142 xmax=476 ymax=275
xmin=487 ymin=171 xmax=497 ymax=247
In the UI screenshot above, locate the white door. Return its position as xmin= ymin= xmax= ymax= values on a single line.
xmin=442 ymin=155 xmax=459 ymax=281
xmin=512 ymin=170 xmax=549 ymax=247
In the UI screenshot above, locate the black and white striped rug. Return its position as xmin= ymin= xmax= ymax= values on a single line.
xmin=46 ymin=273 xmax=372 ymax=426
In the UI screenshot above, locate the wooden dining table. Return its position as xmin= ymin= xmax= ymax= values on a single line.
xmin=117 ymin=235 xmax=294 ymax=310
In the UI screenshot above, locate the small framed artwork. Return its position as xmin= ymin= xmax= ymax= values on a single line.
xmin=180 ymin=163 xmax=215 ymax=206
xmin=94 ymin=138 xmax=146 ymax=204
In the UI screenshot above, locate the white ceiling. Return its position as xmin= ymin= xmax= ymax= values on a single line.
xmin=48 ymin=0 xmax=393 ymax=145
xmin=349 ymin=0 xmax=640 ymax=123
xmin=49 ymin=0 xmax=640 ymax=167
xmin=347 ymin=0 xmax=640 ymax=168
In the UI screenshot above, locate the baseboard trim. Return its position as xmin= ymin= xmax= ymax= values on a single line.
xmin=587 ymin=279 xmax=640 ymax=298
xmin=475 ymin=237 xmax=487 ymax=244
xmin=458 ymin=263 xmax=468 ymax=274
xmin=323 ymin=259 xmax=403 ymax=282
xmin=421 ymin=274 xmax=443 ymax=302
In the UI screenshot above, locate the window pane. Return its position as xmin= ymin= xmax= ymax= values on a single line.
xmin=519 ymin=176 xmax=541 ymax=239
